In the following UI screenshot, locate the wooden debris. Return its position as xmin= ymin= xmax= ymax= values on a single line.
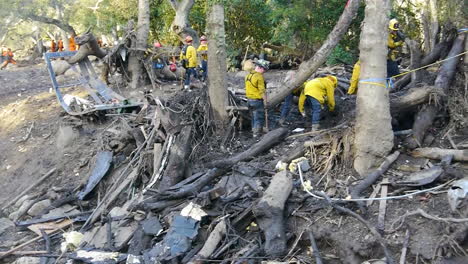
xmin=377 ymin=178 xmax=389 ymax=232
xmin=253 ymin=170 xmax=293 ymax=257
xmin=2 ymin=168 xmax=56 ymax=211
xmin=411 ymin=148 xmax=468 ymax=161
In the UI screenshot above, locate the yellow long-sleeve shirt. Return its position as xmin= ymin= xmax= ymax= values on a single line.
xmin=348 ymin=60 xmax=360 ymax=95
xmin=298 ymin=77 xmax=336 ymax=113
xmin=180 ymin=45 xmax=197 ymax=68
xmin=197 ymin=44 xmax=208 ymax=61
xmin=388 ymin=32 xmax=403 ymax=61
xmin=245 ymin=71 xmax=266 ymax=100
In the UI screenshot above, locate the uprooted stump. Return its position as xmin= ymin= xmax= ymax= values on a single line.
xmin=253 ymin=170 xmax=293 ymax=257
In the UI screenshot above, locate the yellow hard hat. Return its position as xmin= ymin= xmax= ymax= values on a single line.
xmin=389 ymin=18 xmax=400 ymax=31
xmin=185 ymin=35 xmax=193 ymax=43
xmin=327 ymin=75 xmax=338 ymax=87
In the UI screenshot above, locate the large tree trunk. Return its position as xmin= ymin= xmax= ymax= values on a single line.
xmin=128 ymin=0 xmax=150 ymax=89
xmin=428 ymin=0 xmax=439 ymax=51
xmin=265 ymin=0 xmax=361 ymax=108
xmin=207 ymin=4 xmax=228 ymax=125
xmin=167 ymin=0 xmax=199 ymax=46
xmin=353 ymin=0 xmax=393 ymax=176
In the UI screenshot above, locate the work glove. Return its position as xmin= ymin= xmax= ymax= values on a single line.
xmin=396 ymin=31 xmax=406 ymax=41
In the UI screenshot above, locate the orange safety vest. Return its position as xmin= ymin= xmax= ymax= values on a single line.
xmin=58 ymin=40 xmax=64 ymax=51
xmin=51 ymin=41 xmax=57 ymax=52
xmin=69 ymin=37 xmax=76 ymax=51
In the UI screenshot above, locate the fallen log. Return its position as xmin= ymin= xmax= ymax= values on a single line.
xmin=411 ymin=148 xmax=468 ymax=162
xmin=191 ymin=219 xmax=227 ymax=263
xmin=208 ymin=128 xmax=289 ymax=168
xmin=389 ymin=86 xmax=443 ymax=114
xmin=253 ymin=170 xmax=293 ymax=257
xmin=350 ymin=151 xmax=400 ymax=201
xmin=68 ymin=32 xmax=107 ymax=64
xmin=159 ymin=126 xmax=192 ymax=190
xmin=404 ymin=105 xmax=438 ymax=149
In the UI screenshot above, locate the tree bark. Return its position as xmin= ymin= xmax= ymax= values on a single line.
xmin=167 ymin=0 xmax=199 ymax=46
xmin=265 ymin=0 xmax=361 ymax=108
xmin=353 ymin=0 xmax=394 ymax=176
xmin=405 ymin=39 xmax=423 ymax=87
xmin=159 ymin=126 xmax=192 ymax=190
xmin=207 ymin=3 xmax=229 ymax=125
xmin=128 ymin=0 xmax=150 ymax=89
xmin=428 ymin=0 xmax=439 ymax=51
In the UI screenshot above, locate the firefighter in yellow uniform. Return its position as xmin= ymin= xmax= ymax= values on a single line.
xmin=245 ymin=59 xmax=270 ymax=137
xmin=298 ymin=76 xmax=337 ymax=131
xmin=180 ymin=35 xmax=197 ymax=90
xmin=197 ymin=36 xmax=208 ymax=82
xmin=387 ymin=18 xmax=404 ymax=77
xmin=347 ymin=60 xmax=360 ymax=94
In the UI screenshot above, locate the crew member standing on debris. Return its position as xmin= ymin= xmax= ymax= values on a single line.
xmin=197 ymin=35 xmax=208 ymax=82
xmin=298 ymin=75 xmax=337 ymax=131
xmin=58 ymin=39 xmax=64 ymax=51
xmin=50 ymin=39 xmax=57 ymax=52
xmin=278 ymin=70 xmax=304 ymax=126
xmin=245 ymin=59 xmax=270 ymax=137
xmin=388 ymin=18 xmax=405 ymax=78
xmin=69 ymin=34 xmax=77 ymax=51
xmin=0 ymin=48 xmax=16 ymax=70
xmin=347 ymin=60 xmax=360 ymax=94
xmin=180 ymin=36 xmax=197 ymax=90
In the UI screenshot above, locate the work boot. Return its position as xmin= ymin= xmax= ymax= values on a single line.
xmin=278 ymin=118 xmax=285 ymax=126
xmin=184 ymin=85 xmax=190 ymax=90
xmin=252 ymin=127 xmax=261 ymax=138
xmin=311 ymin=124 xmax=320 ymax=132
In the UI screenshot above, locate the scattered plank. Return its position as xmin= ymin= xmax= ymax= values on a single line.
xmin=377 ymin=178 xmax=389 ymax=232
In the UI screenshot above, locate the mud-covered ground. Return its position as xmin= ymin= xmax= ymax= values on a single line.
xmin=0 ymin=61 xmax=467 ymax=264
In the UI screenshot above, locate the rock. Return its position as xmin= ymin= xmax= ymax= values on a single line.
xmin=141 ymin=216 xmax=162 ymax=236
xmin=27 ymin=199 xmax=52 ymax=217
xmin=12 ymin=257 xmax=41 ymax=264
xmin=0 ymin=218 xmax=15 ymax=235
xmin=109 ymin=206 xmax=129 ymax=219
xmin=10 ymin=199 xmax=36 ymax=221
xmin=14 ymin=194 xmax=31 ymax=208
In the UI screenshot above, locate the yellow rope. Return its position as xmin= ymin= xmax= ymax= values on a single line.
xmin=391 ymin=50 xmax=468 ymax=79
xmin=359 ymin=81 xmax=387 ymax=88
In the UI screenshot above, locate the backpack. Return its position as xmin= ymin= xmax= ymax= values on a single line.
xmin=181 ymin=45 xmax=189 ymax=69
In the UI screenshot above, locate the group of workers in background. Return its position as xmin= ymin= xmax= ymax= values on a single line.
xmin=179 ymin=35 xmax=208 ymax=89
xmin=49 ymin=33 xmax=86 ymax=53
xmin=246 ymin=18 xmax=405 ymax=138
